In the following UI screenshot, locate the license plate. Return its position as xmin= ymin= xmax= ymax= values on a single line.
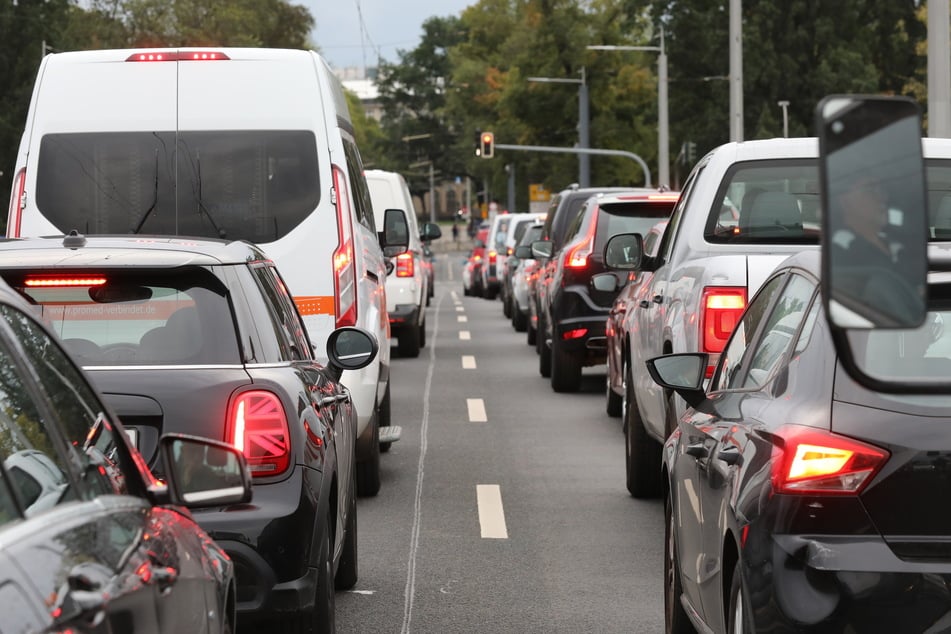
xmin=124 ymin=428 xmax=138 ymax=449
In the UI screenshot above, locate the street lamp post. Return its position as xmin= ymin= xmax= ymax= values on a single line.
xmin=588 ymin=27 xmax=669 ymax=188
xmin=777 ymin=100 xmax=790 ymax=138
xmin=403 ymin=134 xmax=436 ymax=222
xmin=527 ymin=69 xmax=590 ymax=188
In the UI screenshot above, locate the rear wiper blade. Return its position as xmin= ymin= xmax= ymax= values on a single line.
xmin=131 ymin=149 xmax=160 ymax=234
xmin=195 ymin=151 xmax=226 ymax=239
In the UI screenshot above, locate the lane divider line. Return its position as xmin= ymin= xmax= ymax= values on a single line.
xmin=456 ymin=306 xmax=465 ymax=312
xmin=458 ymin=316 xmax=468 ymax=323
xmin=467 ymin=398 xmax=487 ymax=422
xmin=459 ymin=331 xmax=471 ymax=340
xmin=462 ymin=355 xmax=476 ymax=369
xmin=476 ymin=485 xmax=509 ymax=539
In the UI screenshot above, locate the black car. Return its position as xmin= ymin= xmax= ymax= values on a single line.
xmin=0 ymin=266 xmax=253 ymax=633
xmin=0 ymin=234 xmax=377 ymax=633
xmin=534 ymin=191 xmax=678 ymax=391
xmin=650 ymin=249 xmax=951 ymax=633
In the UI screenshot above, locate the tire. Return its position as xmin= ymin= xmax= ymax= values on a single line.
xmin=512 ymin=303 xmax=527 ymax=332
xmin=419 ymin=315 xmax=426 ymax=349
xmin=378 ymin=381 xmax=392 ymax=454
xmin=288 ymin=513 xmax=335 ymax=633
xmin=539 ymin=335 xmax=552 ymax=378
xmin=665 ymin=496 xmax=692 ymax=634
xmin=550 ymin=336 xmax=581 ymax=392
xmin=502 ymin=291 xmax=512 ymax=318
xmin=397 ymin=323 xmax=421 ymax=358
xmin=625 ymin=364 xmax=662 ymax=498
xmin=334 ymin=485 xmax=358 ymax=590
xmin=606 ymin=371 xmax=622 ymax=417
xmin=727 ymin=560 xmax=753 ymax=633
xmin=356 ymin=419 xmax=381 ymax=497
xmin=526 ymin=315 xmax=537 ymax=345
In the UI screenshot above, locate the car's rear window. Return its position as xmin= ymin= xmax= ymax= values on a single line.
xmin=595 ymin=201 xmax=676 ymax=250
xmin=36 ymin=131 xmax=320 ymax=243
xmin=6 ymin=268 xmax=240 ymax=366
xmin=705 ymin=160 xmax=819 ymax=244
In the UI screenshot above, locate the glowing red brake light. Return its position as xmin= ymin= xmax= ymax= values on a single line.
xmin=228 ymin=390 xmax=290 ymax=477
xmin=700 ymin=285 xmax=745 ymax=350
xmin=7 ymin=168 xmax=25 ymax=238
xmin=564 ymin=236 xmax=592 ymax=269
xmin=331 ymin=165 xmax=357 ymax=328
xmin=395 ymin=252 xmax=414 ymax=277
xmin=25 ymin=276 xmax=107 ymax=287
xmin=126 ymin=51 xmax=230 ymax=62
xmin=771 ymin=426 xmax=889 ymax=495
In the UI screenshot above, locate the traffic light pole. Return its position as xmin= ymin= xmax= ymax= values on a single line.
xmin=494 ymin=143 xmax=653 ymax=188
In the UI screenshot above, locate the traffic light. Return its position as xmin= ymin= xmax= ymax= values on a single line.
xmin=474 ymin=129 xmax=482 ymax=157
xmin=480 ymin=131 xmax=495 ymax=159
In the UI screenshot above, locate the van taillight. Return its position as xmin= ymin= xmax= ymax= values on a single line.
xmin=699 ymin=286 xmax=746 ymax=376
xmin=395 ymin=252 xmax=414 ymax=277
xmin=770 ymin=425 xmax=888 ymax=495
xmin=126 ymin=51 xmax=230 ymax=62
xmin=228 ymin=390 xmax=290 ymax=477
xmin=7 ymin=168 xmax=25 ymax=238
xmin=331 ymin=165 xmax=357 ymax=327
xmin=488 ymin=250 xmax=497 ymax=266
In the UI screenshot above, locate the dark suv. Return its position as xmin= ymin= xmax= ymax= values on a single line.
xmin=534 ymin=191 xmax=679 ymax=391
xmin=0 ymin=234 xmax=378 ymax=632
xmin=531 ymin=186 xmax=641 ymax=363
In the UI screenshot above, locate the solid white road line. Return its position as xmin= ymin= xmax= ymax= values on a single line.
xmin=458 ymin=315 xmax=468 ymax=323
xmin=476 ymin=485 xmax=509 ymax=539
xmin=462 ymin=355 xmax=476 ymax=369
xmin=459 ymin=331 xmax=471 ymax=340
xmin=456 ymin=306 xmax=464 ymax=312
xmin=467 ymin=398 xmax=487 ymax=422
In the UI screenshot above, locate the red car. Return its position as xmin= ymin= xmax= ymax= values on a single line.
xmin=462 ymin=228 xmax=489 ymax=296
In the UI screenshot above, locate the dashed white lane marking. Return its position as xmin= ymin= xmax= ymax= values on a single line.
xmin=459 ymin=331 xmax=471 ymax=340
xmin=451 ymin=290 xmax=458 ymax=300
xmin=447 ymin=257 xmax=454 ymax=282
xmin=349 ymin=590 xmax=376 ymax=595
xmin=477 ymin=485 xmax=509 ymax=539
xmin=458 ymin=316 xmax=468 ymax=323
xmin=462 ymin=355 xmax=476 ymax=369
xmin=456 ymin=306 xmax=465 ymax=312
xmin=467 ymin=398 xmax=487 ymax=422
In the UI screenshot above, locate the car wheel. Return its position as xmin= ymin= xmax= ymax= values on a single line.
xmin=665 ymin=495 xmax=692 ymax=634
xmin=334 ymin=483 xmax=358 ymax=590
xmin=550 ymin=336 xmax=581 ymax=392
xmin=397 ymin=323 xmax=421 ymax=358
xmin=526 ymin=315 xmax=537 ymax=345
xmin=503 ymin=292 xmax=512 ymax=318
xmin=606 ymin=367 xmax=622 ymax=417
xmin=539 ymin=333 xmax=552 ymax=378
xmin=727 ymin=560 xmax=753 ymax=633
xmin=356 ymin=419 xmax=381 ymax=497
xmin=378 ymin=381 xmax=392 ymax=454
xmin=625 ymin=364 xmax=662 ymax=498
xmin=289 ymin=512 xmax=335 ymax=634
xmin=512 ymin=302 xmax=527 ymax=332
xmin=419 ymin=314 xmax=427 ymax=349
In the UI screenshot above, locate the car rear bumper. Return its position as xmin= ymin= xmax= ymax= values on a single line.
xmin=742 ymin=533 xmax=951 ymax=632
xmin=552 ymin=316 xmax=609 ymax=364
xmin=388 ymin=303 xmax=420 ymax=329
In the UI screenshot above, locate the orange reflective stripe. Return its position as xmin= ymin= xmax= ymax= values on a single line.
xmin=294 ymin=296 xmax=335 ymax=316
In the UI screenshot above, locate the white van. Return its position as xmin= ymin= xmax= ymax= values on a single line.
xmin=365 ymin=169 xmax=441 ymax=358
xmin=6 ymin=47 xmax=408 ymax=497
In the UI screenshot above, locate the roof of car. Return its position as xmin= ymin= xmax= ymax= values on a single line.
xmin=0 ymin=235 xmax=269 ymax=268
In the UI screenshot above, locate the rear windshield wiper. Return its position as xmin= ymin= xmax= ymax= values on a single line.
xmin=131 ymin=148 xmax=160 ymax=234
xmin=195 ymin=151 xmax=226 ymax=239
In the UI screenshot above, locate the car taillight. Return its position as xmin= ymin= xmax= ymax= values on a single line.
xmin=562 ymin=328 xmax=588 ymax=340
xmin=699 ymin=287 xmax=746 ymax=377
xmin=770 ymin=425 xmax=889 ymax=495
xmin=331 ymin=165 xmax=357 ymax=328
xmin=395 ymin=252 xmax=414 ymax=277
xmin=126 ymin=51 xmax=230 ymax=62
xmin=7 ymin=168 xmax=25 ymax=238
xmin=488 ymin=250 xmax=497 ymax=266
xmin=564 ymin=237 xmax=593 ymax=269
xmin=228 ymin=390 xmax=291 ymax=477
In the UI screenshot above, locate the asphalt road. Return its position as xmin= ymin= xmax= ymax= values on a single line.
xmin=336 ymin=249 xmax=666 ymax=634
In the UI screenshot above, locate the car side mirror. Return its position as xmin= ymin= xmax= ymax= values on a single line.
xmin=158 ymin=435 xmax=252 ymax=508
xmin=326 ymin=326 xmax=379 ymax=381
xmin=603 ymin=233 xmax=644 ymax=270
xmin=645 ymin=353 xmax=708 ymax=408
xmin=514 ymin=244 xmax=532 ymax=259
xmin=380 ymin=208 xmax=410 ymax=257
xmin=591 ymin=272 xmax=620 ymax=293
xmin=531 ymin=240 xmax=553 ymax=260
xmin=421 ymin=222 xmax=442 ymax=241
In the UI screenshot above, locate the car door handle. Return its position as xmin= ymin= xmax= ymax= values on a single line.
xmin=652 ymin=294 xmax=664 ymax=304
xmin=684 ymin=443 xmax=708 ymax=458
xmin=151 ymin=565 xmax=179 ymax=593
xmin=319 ymin=394 xmax=349 ymax=406
xmin=717 ymin=447 xmax=742 ymax=466
xmin=366 ymin=270 xmax=380 ymax=283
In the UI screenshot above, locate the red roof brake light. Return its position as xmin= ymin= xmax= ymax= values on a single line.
xmin=227 ymin=390 xmax=291 ymax=478
xmin=25 ymin=276 xmax=107 ymax=287
xmin=126 ymin=51 xmax=230 ymax=62
xmin=771 ymin=425 xmax=889 ymax=495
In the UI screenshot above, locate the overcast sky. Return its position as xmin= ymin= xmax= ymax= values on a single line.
xmin=307 ymin=0 xmax=475 ymax=70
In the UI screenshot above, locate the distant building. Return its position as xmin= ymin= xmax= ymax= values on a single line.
xmin=334 ymin=67 xmax=383 ymax=122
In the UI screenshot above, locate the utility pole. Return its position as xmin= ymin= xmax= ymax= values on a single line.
xmin=506 ymin=164 xmax=516 ymax=212
xmin=729 ymin=0 xmax=744 ymax=141
xmin=777 ymin=100 xmax=790 ymax=138
xmin=929 ymin=0 xmax=951 ymax=137
xmin=527 ymin=69 xmax=590 ymax=187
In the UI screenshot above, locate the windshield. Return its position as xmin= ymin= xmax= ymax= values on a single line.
xmin=35 ymin=131 xmax=320 ymax=243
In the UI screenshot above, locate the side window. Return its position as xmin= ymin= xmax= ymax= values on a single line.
xmin=0 ymin=307 xmax=132 ymax=526
xmin=659 ymin=165 xmax=704 ymax=262
xmin=563 ymin=200 xmax=591 ymax=245
xmin=343 ymin=140 xmax=376 ymax=232
xmin=742 ymin=275 xmax=816 ymax=388
xmin=711 ymin=273 xmax=786 ymax=392
xmin=251 ymin=265 xmax=309 ymax=361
